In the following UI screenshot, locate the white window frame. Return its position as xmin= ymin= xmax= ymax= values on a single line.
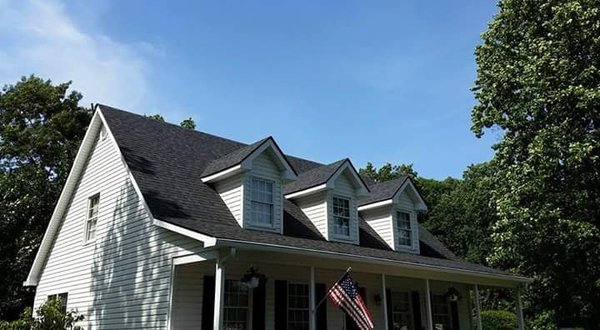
xmin=287 ymin=282 xmax=310 ymax=330
xmin=431 ymin=293 xmax=452 ymax=330
xmin=47 ymin=292 xmax=68 ymax=313
xmin=249 ymin=176 xmax=275 ymax=228
xmin=84 ymin=194 xmax=100 ymax=243
xmin=332 ymin=195 xmax=351 ymax=238
xmin=396 ymin=210 xmax=412 ymax=247
xmin=223 ymin=279 xmax=251 ymax=330
xmin=390 ymin=291 xmax=414 ymax=330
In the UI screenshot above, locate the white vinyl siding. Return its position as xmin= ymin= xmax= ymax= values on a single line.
xmin=361 ymin=207 xmax=394 ymax=249
xmin=295 ymin=192 xmax=328 ymax=238
xmin=33 ymin=127 xmax=205 ymax=329
xmin=171 ymin=263 xmax=203 ymax=329
xmin=215 ymin=174 xmax=244 ymax=227
xmin=243 ymin=150 xmax=283 ymax=233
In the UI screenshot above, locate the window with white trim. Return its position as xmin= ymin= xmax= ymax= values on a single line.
xmin=249 ymin=177 xmax=275 ymax=227
xmin=332 ymin=196 xmax=350 ymax=237
xmin=223 ymin=280 xmax=249 ymax=330
xmin=396 ymin=211 xmax=412 ymax=246
xmin=85 ymin=194 xmax=100 ymax=242
xmin=431 ymin=294 xmax=452 ymax=330
xmin=47 ymin=293 xmax=68 ymax=314
xmin=390 ymin=291 xmax=414 ymax=330
xmin=287 ymin=283 xmax=309 ymax=330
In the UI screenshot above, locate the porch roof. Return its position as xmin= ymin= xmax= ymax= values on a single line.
xmin=99 ymin=105 xmax=528 ymax=283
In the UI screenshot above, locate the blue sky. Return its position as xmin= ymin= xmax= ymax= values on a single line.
xmin=0 ymin=0 xmax=502 ymax=179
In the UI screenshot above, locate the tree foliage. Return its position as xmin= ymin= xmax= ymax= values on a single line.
xmin=0 ymin=76 xmax=91 ymax=320
xmin=180 ymin=117 xmax=196 ymax=130
xmin=359 ymin=162 xmax=417 ymax=183
xmin=0 ymin=298 xmax=84 ymax=330
xmin=472 ymin=0 xmax=600 ymax=323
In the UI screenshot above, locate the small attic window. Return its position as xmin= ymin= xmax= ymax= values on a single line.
xmin=249 ymin=177 xmax=274 ymax=227
xmin=332 ymin=196 xmax=351 ymax=237
xmin=397 ymin=211 xmax=412 ymax=246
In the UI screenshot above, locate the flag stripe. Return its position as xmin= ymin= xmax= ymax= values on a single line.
xmin=335 ymin=287 xmax=373 ymax=328
xmin=331 ymin=289 xmax=369 ymax=329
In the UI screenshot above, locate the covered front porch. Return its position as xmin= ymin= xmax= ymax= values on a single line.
xmin=168 ymin=247 xmax=527 ymax=330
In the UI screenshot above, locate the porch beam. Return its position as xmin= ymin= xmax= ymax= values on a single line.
xmin=381 ymin=274 xmax=388 ymax=329
xmin=309 ymin=266 xmax=316 ymax=330
xmin=424 ymin=279 xmax=434 ymax=330
xmin=213 ymin=259 xmax=225 ymax=330
xmin=515 ymin=287 xmax=525 ymax=330
xmin=474 ymin=284 xmax=482 ymax=330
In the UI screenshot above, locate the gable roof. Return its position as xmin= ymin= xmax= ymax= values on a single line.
xmin=72 ymin=105 xmax=528 ymax=283
xmin=201 ymin=136 xmax=298 ymax=181
xmin=358 ymin=176 xmax=410 ymax=206
xmin=282 ymin=159 xmax=346 ymax=195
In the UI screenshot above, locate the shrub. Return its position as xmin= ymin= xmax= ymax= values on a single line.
xmin=0 ymin=298 xmax=83 ymax=330
xmin=476 ymin=310 xmax=517 ymax=330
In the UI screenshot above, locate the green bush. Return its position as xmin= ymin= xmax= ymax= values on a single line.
xmin=476 ymin=310 xmax=517 ymax=330
xmin=0 ymin=298 xmax=83 ymax=330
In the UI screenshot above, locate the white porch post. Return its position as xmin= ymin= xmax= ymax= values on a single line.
xmin=381 ymin=274 xmax=388 ymax=329
xmin=424 ymin=279 xmax=434 ymax=330
xmin=213 ymin=259 xmax=225 ymax=330
xmin=309 ymin=266 xmax=316 ymax=330
xmin=474 ymin=284 xmax=482 ymax=330
xmin=515 ymin=287 xmax=525 ymax=330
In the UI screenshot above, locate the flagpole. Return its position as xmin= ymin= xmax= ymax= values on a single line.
xmin=312 ymin=267 xmax=352 ymax=313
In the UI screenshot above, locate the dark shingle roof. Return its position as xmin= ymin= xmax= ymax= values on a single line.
xmin=99 ymin=104 xmax=521 ymax=278
xmin=358 ymin=176 xmax=409 ymax=206
xmin=283 ymin=159 xmax=347 ymax=195
xmin=201 ymin=137 xmax=270 ymax=177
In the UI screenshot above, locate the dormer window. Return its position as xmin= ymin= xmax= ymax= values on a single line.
xmin=332 ymin=196 xmax=351 ymax=237
xmin=250 ymin=177 xmax=274 ymax=227
xmin=396 ymin=211 xmax=412 ymax=246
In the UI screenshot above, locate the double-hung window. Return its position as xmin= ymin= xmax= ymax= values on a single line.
xmin=287 ymin=283 xmax=309 ymax=330
xmin=332 ymin=196 xmax=351 ymax=237
xmin=390 ymin=291 xmax=414 ymax=330
xmin=397 ymin=211 xmax=412 ymax=246
xmin=85 ymin=194 xmax=100 ymax=242
xmin=250 ymin=177 xmax=275 ymax=227
xmin=47 ymin=293 xmax=68 ymax=313
xmin=431 ymin=294 xmax=452 ymax=330
xmin=223 ymin=280 xmax=249 ymax=330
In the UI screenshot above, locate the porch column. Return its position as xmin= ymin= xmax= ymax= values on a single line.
xmin=515 ymin=287 xmax=525 ymax=330
xmin=474 ymin=284 xmax=482 ymax=330
xmin=424 ymin=279 xmax=434 ymax=330
xmin=381 ymin=274 xmax=388 ymax=329
xmin=309 ymin=266 xmax=316 ymax=330
xmin=213 ymin=259 xmax=226 ymax=330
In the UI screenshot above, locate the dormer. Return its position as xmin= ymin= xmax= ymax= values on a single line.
xmin=284 ymin=159 xmax=369 ymax=244
xmin=358 ymin=176 xmax=427 ymax=253
xmin=201 ymin=137 xmax=297 ymax=233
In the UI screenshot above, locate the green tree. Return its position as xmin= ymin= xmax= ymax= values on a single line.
xmin=0 ymin=76 xmax=91 ymax=320
xmin=359 ymin=162 xmax=417 ymax=183
xmin=472 ymin=0 xmax=600 ymax=324
xmin=146 ymin=114 xmax=165 ymax=122
xmin=180 ymin=117 xmax=196 ymax=130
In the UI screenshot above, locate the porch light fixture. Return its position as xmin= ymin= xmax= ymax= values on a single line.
xmin=240 ymin=267 xmax=266 ymax=289
xmin=445 ymin=286 xmax=461 ymax=302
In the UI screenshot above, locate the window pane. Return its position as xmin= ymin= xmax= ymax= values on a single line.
xmin=391 ymin=291 xmax=413 ymax=330
xmin=250 ymin=177 xmax=274 ymax=226
xmin=224 ymin=280 xmax=249 ymax=330
xmin=332 ymin=197 xmax=351 ymax=237
xmin=288 ymin=283 xmax=309 ymax=330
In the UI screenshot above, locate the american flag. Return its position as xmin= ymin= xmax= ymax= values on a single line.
xmin=328 ymin=272 xmax=375 ymax=330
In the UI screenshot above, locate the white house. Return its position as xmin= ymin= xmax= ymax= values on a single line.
xmin=24 ymin=104 xmax=530 ymax=329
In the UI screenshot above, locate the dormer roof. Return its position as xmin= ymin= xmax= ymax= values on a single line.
xmin=201 ymin=136 xmax=297 ymax=182
xmin=358 ymin=176 xmax=427 ymax=211
xmin=283 ymin=158 xmax=370 ymax=198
